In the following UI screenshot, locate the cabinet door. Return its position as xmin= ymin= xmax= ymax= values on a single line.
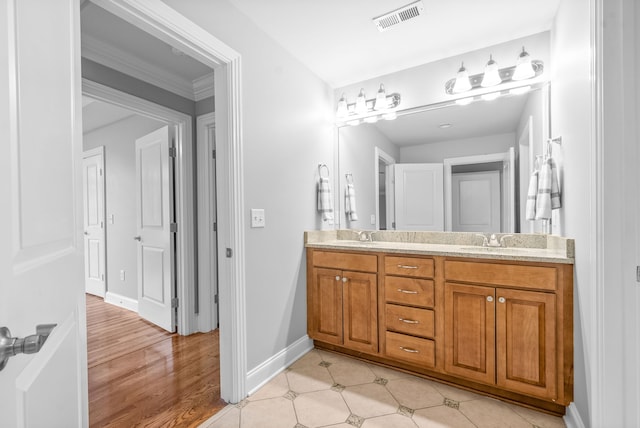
xmin=343 ymin=271 xmax=378 ymax=353
xmin=310 ymin=268 xmax=343 ymax=345
xmin=445 ymin=283 xmax=495 ymax=385
xmin=496 ymin=288 xmax=557 ymax=400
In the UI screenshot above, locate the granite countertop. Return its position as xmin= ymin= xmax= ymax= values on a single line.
xmin=305 ymin=230 xmax=575 ymax=264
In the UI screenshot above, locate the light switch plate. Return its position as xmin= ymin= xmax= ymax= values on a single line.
xmin=251 ymin=208 xmax=266 ymax=228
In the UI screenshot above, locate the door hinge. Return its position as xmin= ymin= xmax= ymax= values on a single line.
xmin=212 ymin=149 xmax=216 ymax=159
xmin=171 ymin=297 xmax=179 ymax=308
xmin=213 ymin=222 xmax=217 ymax=232
xmin=214 ymin=294 xmax=218 ymax=304
xmin=101 ymin=274 xmax=105 ymax=281
xmin=636 ymin=266 xmax=640 ymax=282
xmin=169 ymin=147 xmax=177 ymax=158
xmin=99 ymin=168 xmax=103 ymax=176
xmin=226 ymin=248 xmax=232 ymax=258
xmin=170 ymin=222 xmax=177 ymax=233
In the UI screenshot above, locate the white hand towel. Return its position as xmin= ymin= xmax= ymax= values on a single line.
xmin=535 ymin=157 xmax=561 ymax=220
xmin=317 ymin=177 xmax=334 ymax=221
xmin=525 ymin=170 xmax=538 ymax=220
xmin=345 ymin=182 xmax=358 ymax=221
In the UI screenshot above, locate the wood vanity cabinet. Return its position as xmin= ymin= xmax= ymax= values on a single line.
xmin=307 ymin=250 xmax=378 ymax=354
xmin=444 ymin=260 xmax=571 ymax=404
xmin=307 ymin=247 xmax=573 ymax=413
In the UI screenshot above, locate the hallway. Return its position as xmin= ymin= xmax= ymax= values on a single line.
xmin=86 ymin=294 xmax=225 ymax=426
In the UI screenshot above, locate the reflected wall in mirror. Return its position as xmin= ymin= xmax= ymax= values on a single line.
xmin=337 ymin=84 xmax=550 ymax=233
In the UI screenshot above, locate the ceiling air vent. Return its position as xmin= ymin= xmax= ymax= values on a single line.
xmin=373 ymin=1 xmax=424 ymax=32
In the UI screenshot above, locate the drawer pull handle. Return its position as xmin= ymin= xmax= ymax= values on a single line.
xmin=399 ymin=346 xmax=419 ymax=353
xmin=398 ymin=318 xmax=419 ymax=324
xmin=397 ymin=289 xmax=418 ymax=294
xmin=397 ymin=264 xmax=418 ymax=269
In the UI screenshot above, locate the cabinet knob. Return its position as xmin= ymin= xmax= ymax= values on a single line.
xmin=335 ymin=276 xmax=341 ymax=281
xmin=342 ymin=277 xmax=348 ymax=283
xmin=487 ymin=296 xmax=494 ymax=302
xmin=498 ymin=297 xmax=506 ymax=303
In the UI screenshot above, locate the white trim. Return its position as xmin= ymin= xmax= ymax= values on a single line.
xmin=193 ymin=72 xmax=214 ymax=101
xmin=374 ymin=147 xmax=395 ymax=230
xmin=104 ymin=291 xmax=139 ymax=312
xmin=196 ymin=112 xmax=217 ymax=333
xmin=443 ymin=152 xmax=512 ymax=232
xmin=591 ymin=0 xmax=605 ymax=426
xmin=88 ymin=0 xmax=246 ymax=403
xmin=246 ymin=336 xmax=314 ymax=395
xmin=82 ymin=34 xmax=198 ymax=101
xmin=82 ymin=78 xmax=196 ymax=337
xmin=563 ymin=402 xmax=587 ymax=428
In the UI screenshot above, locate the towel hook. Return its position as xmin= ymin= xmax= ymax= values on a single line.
xmin=345 ymin=173 xmax=354 ymax=184
xmin=318 ymin=163 xmax=330 ymax=179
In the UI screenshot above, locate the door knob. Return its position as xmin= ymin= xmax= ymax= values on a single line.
xmin=133 ymin=236 xmax=142 ymax=241
xmin=0 ymin=324 xmax=56 ymax=372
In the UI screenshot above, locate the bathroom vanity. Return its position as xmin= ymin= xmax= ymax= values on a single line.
xmin=305 ymin=230 xmax=574 ymax=415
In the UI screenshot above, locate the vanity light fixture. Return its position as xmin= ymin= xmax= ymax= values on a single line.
xmin=444 ymin=47 xmax=544 ymax=95
xmin=335 ymin=84 xmax=401 ymax=126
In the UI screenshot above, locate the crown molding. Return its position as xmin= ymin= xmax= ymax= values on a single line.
xmin=82 ymin=34 xmax=215 ymax=101
xmin=193 ymin=72 xmax=214 ymax=101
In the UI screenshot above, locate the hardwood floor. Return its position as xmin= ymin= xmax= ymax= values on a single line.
xmin=87 ymin=294 xmax=226 ymax=427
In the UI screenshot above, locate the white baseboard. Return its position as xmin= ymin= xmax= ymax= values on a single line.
xmin=563 ymin=402 xmax=586 ymax=428
xmin=246 ymin=335 xmax=314 ymax=395
xmin=104 ymin=291 xmax=138 ymax=313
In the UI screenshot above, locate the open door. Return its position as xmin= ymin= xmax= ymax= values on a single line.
xmin=394 ymin=163 xmax=444 ymax=231
xmin=0 ymin=1 xmax=88 ymax=426
xmin=83 ymin=147 xmax=106 ymax=297
xmin=135 ymin=126 xmax=176 ymax=332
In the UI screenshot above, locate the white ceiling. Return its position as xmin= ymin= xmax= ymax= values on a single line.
xmin=227 ymin=0 xmax=561 ymax=87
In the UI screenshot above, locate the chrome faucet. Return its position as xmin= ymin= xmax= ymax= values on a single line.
xmin=476 ymin=233 xmax=513 ymax=247
xmin=357 ymin=230 xmax=372 ymax=242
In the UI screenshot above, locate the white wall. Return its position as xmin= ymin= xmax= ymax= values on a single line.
xmin=161 ymin=0 xmax=334 ymax=372
xmin=338 ymin=125 xmax=399 ymax=230
xmin=550 ymin=0 xmax=594 ymax=426
xmin=399 ymin=132 xmax=516 ymax=164
xmin=83 ymin=115 xmax=165 ymax=301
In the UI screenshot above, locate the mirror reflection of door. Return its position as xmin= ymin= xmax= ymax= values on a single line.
xmin=375 ymin=147 xmax=396 ymax=230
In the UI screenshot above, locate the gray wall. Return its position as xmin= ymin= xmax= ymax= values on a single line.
xmin=400 ymin=132 xmax=516 ymax=163
xmin=163 ymin=0 xmax=334 ymax=372
xmin=83 ymin=115 xmax=165 ymax=300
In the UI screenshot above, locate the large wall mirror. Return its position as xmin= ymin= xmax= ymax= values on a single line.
xmin=337 ymin=83 xmax=550 ymax=233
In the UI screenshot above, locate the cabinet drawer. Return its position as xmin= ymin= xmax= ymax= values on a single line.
xmin=313 ymin=250 xmax=377 ymax=273
xmin=385 ymin=277 xmax=434 ymax=307
xmin=385 ymin=331 xmax=435 ymax=368
xmin=385 ymin=304 xmax=434 ymax=338
xmin=444 ymin=260 xmax=557 ymax=291
xmin=385 ymin=256 xmax=434 ymax=278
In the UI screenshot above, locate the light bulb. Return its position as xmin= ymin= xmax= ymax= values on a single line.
xmin=336 ymin=93 xmax=348 ymax=118
xmin=481 ymin=55 xmax=502 ymax=88
xmin=512 ymin=47 xmax=535 ymax=81
xmin=355 ymin=89 xmax=368 ymax=115
xmin=374 ymin=84 xmax=388 ymax=110
xmin=452 ymin=62 xmax=472 ymax=93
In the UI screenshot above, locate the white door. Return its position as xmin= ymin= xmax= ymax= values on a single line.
xmin=83 ymin=147 xmax=106 ymax=297
xmin=394 ymin=163 xmax=444 ymax=231
xmin=503 ymin=147 xmax=516 ymax=233
xmin=451 ymin=171 xmax=501 ymax=233
xmin=135 ymin=126 xmax=176 ymax=332
xmin=0 ymin=1 xmax=87 ymax=427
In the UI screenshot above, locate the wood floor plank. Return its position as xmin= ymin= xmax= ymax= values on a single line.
xmin=87 ymin=294 xmax=225 ymax=427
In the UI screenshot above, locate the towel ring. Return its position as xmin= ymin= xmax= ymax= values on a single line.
xmin=318 ymin=163 xmax=330 ymax=178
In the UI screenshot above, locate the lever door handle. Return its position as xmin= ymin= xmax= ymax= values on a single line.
xmin=0 ymin=324 xmax=56 ymax=372
xmin=133 ymin=236 xmax=142 ymax=241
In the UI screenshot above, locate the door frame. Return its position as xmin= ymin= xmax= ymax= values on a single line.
xmin=86 ymin=0 xmax=246 ymax=403
xmin=444 ymin=150 xmax=515 ymax=232
xmin=196 ymin=112 xmax=218 ymax=332
xmin=374 ymin=147 xmax=395 ymax=230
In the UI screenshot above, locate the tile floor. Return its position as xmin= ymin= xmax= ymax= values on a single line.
xmin=201 ymin=348 xmax=566 ymax=428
